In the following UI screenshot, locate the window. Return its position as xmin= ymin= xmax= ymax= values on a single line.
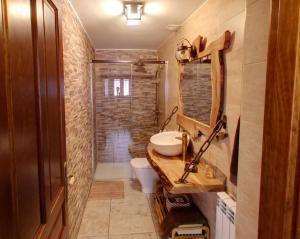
xmin=123 ymin=79 xmax=130 ymax=96
xmin=111 ymin=79 xmax=130 ymax=97
xmin=114 ymin=79 xmax=121 ymax=96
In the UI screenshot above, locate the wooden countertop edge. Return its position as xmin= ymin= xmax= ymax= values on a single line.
xmin=146 ymin=148 xmax=174 ymax=191
xmin=146 ymin=143 xmax=226 ymax=194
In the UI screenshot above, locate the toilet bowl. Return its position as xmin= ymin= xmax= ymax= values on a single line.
xmin=130 ymin=158 xmax=158 ymax=193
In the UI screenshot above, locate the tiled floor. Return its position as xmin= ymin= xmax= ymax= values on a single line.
xmin=94 ymin=163 xmax=134 ymax=181
xmin=77 ymin=180 xmax=161 ymax=239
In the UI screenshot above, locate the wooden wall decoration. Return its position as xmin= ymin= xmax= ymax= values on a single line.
xmin=177 ymin=31 xmax=231 ymax=138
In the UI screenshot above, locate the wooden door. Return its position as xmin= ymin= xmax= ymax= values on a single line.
xmin=297 ymin=180 xmax=300 ymax=239
xmin=2 ymin=0 xmax=43 ymax=238
xmin=0 ymin=0 xmax=67 ymax=238
xmin=35 ymin=0 xmax=67 ymax=238
xmin=295 ymin=16 xmax=300 ymax=239
xmin=33 ymin=0 xmax=68 ymax=237
xmin=258 ymin=0 xmax=300 ymax=238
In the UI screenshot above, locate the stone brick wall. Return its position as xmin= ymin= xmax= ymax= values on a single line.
xmin=94 ymin=50 xmax=163 ymax=162
xmin=62 ymin=0 xmax=94 ymax=238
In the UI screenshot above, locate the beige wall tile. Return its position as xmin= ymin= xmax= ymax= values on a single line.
xmin=158 ymin=0 xmax=271 ymax=238
xmin=241 ymin=62 xmax=267 ymax=124
xmin=244 ymin=0 xmax=271 ymax=64
xmin=236 ymin=1 xmax=271 ymax=238
xmin=247 ymin=0 xmax=259 ymax=6
xmin=225 ymin=49 xmax=245 ymax=78
xmin=218 ymin=11 xmax=246 ymax=52
xmin=225 ymin=75 xmax=242 ymax=105
xmin=158 ymin=1 xmax=246 ymax=237
xmin=218 ymin=0 xmax=246 ymax=23
xmin=236 ymin=119 xmax=264 ymax=239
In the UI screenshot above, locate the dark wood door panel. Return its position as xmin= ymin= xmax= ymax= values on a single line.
xmin=34 ymin=0 xmax=67 ymax=237
xmin=35 ymin=189 xmax=66 ymax=239
xmin=0 ymin=0 xmax=14 ymax=237
xmin=34 ymin=0 xmax=52 ymax=221
xmin=5 ymin=0 xmax=42 ymax=238
xmin=297 ymin=185 xmax=300 ymax=239
xmin=48 ymin=212 xmax=63 ymax=239
xmin=43 ymin=0 xmax=63 ymax=202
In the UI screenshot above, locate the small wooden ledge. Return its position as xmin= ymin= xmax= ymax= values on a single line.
xmin=146 ymin=143 xmax=226 ymax=194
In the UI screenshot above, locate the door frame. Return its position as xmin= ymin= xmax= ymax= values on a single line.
xmin=258 ymin=0 xmax=300 ymax=238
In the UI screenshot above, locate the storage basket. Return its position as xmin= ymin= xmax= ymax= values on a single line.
xmin=164 ymin=188 xmax=191 ymax=212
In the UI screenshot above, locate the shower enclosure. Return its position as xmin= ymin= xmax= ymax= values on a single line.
xmin=92 ymin=59 xmax=166 ymax=180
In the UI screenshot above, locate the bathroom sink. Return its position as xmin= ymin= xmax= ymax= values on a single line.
xmin=150 ymin=131 xmax=189 ymax=156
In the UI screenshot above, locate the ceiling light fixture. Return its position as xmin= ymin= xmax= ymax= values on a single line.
xmin=124 ymin=1 xmax=144 ymax=25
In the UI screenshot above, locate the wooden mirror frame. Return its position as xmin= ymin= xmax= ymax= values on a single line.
xmin=177 ymin=31 xmax=231 ymax=138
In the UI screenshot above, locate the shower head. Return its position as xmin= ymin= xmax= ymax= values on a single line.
xmin=133 ymin=57 xmax=164 ymax=73
xmin=133 ymin=57 xmax=160 ymax=66
xmin=133 ymin=58 xmax=147 ymax=73
xmin=134 ymin=59 xmax=145 ymax=67
xmin=134 ymin=65 xmax=147 ymax=73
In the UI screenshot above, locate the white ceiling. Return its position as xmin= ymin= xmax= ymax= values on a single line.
xmin=69 ymin=0 xmax=206 ymax=49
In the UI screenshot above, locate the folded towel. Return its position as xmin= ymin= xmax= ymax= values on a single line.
xmin=161 ymin=205 xmax=208 ymax=239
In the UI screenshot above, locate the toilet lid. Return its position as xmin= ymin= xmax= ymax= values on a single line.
xmin=131 ymin=158 xmax=151 ymax=169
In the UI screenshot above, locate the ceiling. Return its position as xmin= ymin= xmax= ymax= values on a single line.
xmin=69 ymin=0 xmax=206 ymax=50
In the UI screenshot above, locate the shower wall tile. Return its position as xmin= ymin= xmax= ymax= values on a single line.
xmin=93 ymin=50 xmax=161 ymax=162
xmin=95 ymin=49 xmax=158 ymax=61
xmin=62 ymin=0 xmax=95 ymax=238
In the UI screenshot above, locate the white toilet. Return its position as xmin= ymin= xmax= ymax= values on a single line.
xmin=130 ymin=158 xmax=158 ymax=193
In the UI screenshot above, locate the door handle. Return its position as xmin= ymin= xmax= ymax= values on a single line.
xmin=67 ymin=175 xmax=75 ymax=185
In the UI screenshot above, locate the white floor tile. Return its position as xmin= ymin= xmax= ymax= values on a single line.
xmin=78 ymin=200 xmax=111 ymax=237
xmin=77 ymin=181 xmax=159 ymax=239
xmin=94 ymin=162 xmax=135 ymax=181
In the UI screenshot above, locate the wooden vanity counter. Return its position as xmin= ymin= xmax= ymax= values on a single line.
xmin=146 ymin=143 xmax=226 ymax=194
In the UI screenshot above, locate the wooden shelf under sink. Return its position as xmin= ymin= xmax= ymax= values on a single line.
xmin=146 ymin=143 xmax=226 ymax=194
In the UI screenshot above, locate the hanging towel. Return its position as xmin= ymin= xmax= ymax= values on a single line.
xmin=230 ymin=117 xmax=240 ymax=186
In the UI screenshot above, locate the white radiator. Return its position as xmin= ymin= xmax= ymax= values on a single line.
xmin=215 ymin=192 xmax=236 ymax=239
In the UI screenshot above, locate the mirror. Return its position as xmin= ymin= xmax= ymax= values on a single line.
xmin=182 ymin=57 xmax=212 ymax=125
xmin=177 ymin=31 xmax=231 ymax=137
